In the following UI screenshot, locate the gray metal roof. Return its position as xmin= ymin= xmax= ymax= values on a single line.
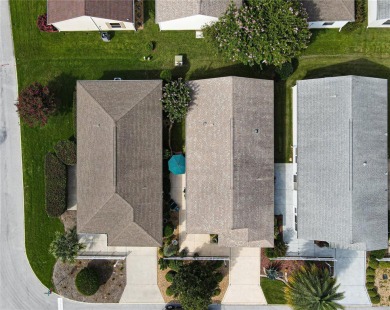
xmin=186 ymin=77 xmax=274 ymax=247
xmin=155 ymin=0 xmax=242 ymax=23
xmin=297 ymin=76 xmax=388 ymax=251
xmin=301 ymin=0 xmax=355 ymax=22
xmin=377 ymin=0 xmax=390 ymax=20
xmin=77 ymin=80 xmax=162 ymax=247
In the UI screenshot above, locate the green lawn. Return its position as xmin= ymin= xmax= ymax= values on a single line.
xmin=260 ymin=277 xmax=287 ymax=304
xmin=10 ymin=0 xmax=390 ymax=289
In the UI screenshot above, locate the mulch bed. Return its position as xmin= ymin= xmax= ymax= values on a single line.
xmin=60 ymin=210 xmax=77 ymax=231
xmin=53 ymin=259 xmax=126 ymax=303
xmin=261 ymin=249 xmax=305 ymax=279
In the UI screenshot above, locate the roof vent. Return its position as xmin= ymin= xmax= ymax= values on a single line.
xmin=254 ymin=129 xmax=259 ymax=133
xmin=363 ymin=161 xmax=367 ymax=166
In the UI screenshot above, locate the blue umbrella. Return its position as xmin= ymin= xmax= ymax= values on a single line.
xmin=168 ymin=154 xmax=186 ymax=175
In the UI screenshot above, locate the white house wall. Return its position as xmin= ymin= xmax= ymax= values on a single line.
xmin=308 ymin=21 xmax=349 ymax=30
xmin=368 ymin=0 xmax=390 ymax=27
xmin=52 ymin=16 xmax=135 ymax=31
xmin=158 ymin=15 xmax=218 ymax=31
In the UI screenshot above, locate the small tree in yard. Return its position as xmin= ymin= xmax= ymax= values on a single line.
xmin=285 ymin=264 xmax=345 ymax=310
xmin=49 ymin=228 xmax=85 ymax=263
xmin=203 ymin=0 xmax=311 ymax=67
xmin=171 ymin=261 xmax=219 ymax=310
xmin=161 ymin=78 xmax=191 ymax=151
xmin=16 ymin=82 xmax=56 ymax=127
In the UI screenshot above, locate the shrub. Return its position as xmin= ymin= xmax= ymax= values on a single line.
xmin=169 ymin=259 xmax=183 ymax=272
xmin=215 ymin=272 xmax=223 ymax=283
xmin=370 ymin=294 xmax=380 ymax=304
xmin=37 ymin=13 xmax=58 ymax=32
xmin=212 ymin=260 xmax=224 ymax=270
xmin=166 ymin=286 xmax=174 ymax=296
xmin=160 ymin=70 xmax=172 ymax=82
xmin=366 ymin=282 xmax=375 ymax=290
xmin=146 ymin=41 xmax=155 ymax=51
xmin=49 ymin=228 xmax=85 ymax=263
xmin=370 ymin=249 xmax=387 ymax=259
xmin=379 ymin=261 xmax=390 ymax=268
xmin=212 ymin=288 xmax=221 ymax=296
xmin=163 ymin=223 xmax=174 ymax=238
xmin=75 ymin=267 xmax=100 ymax=296
xmin=275 ymin=62 xmax=293 ymax=80
xmin=369 ymin=259 xmax=379 ymax=269
xmin=366 ymin=267 xmax=376 ymax=276
xmin=54 ymin=140 xmax=76 ymax=166
xmin=45 ymin=153 xmax=67 ymax=217
xmin=158 ymin=257 xmax=169 ymax=270
xmin=158 ymin=247 xmax=164 ymax=256
xmin=161 ymin=78 xmax=192 ymax=124
xmin=368 ymin=288 xmax=378 ymax=298
xmin=16 ymin=82 xmax=56 ymax=127
xmin=165 ymin=270 xmax=177 ymax=282
xmin=366 ymin=275 xmax=375 ymax=282
xmin=179 ymin=248 xmax=188 ymax=258
xmin=164 ymin=244 xmax=179 ymax=257
xmin=265 ymin=239 xmax=288 ymax=258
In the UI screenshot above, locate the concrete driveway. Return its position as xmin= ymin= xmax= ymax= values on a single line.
xmin=222 ymin=248 xmax=267 ymax=305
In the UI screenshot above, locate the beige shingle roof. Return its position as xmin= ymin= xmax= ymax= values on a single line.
xmin=186 ymin=77 xmax=274 ymax=248
xmin=77 ymin=80 xmax=162 ymax=247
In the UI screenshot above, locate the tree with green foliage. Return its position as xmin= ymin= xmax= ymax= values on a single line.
xmin=285 ymin=264 xmax=344 ymax=310
xmin=161 ymin=78 xmax=191 ymax=151
xmin=75 ymin=267 xmax=100 ymax=296
xmin=49 ymin=228 xmax=85 ymax=263
xmin=203 ymin=0 xmax=311 ymax=67
xmin=171 ymin=261 xmax=219 ymax=310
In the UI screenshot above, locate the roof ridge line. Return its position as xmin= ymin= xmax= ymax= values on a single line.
xmin=118 ymin=82 xmax=162 ymax=122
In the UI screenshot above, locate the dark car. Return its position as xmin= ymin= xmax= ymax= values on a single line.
xmin=164 ymin=305 xmax=182 ymax=310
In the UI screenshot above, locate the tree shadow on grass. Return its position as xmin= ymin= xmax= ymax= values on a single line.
xmin=48 ymin=73 xmax=79 ymax=115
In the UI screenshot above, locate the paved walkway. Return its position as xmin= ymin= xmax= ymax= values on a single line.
xmin=222 ymin=248 xmax=267 ymax=305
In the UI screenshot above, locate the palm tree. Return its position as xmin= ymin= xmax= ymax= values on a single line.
xmin=285 ymin=264 xmax=345 ymax=310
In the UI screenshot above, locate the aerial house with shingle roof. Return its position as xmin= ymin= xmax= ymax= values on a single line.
xmin=185 ymin=77 xmax=274 ymax=248
xmin=155 ymin=0 xmax=242 ymax=31
xmin=301 ymin=0 xmax=355 ymax=30
xmin=77 ymin=80 xmax=163 ymax=247
xmin=293 ymin=76 xmax=388 ymax=251
xmin=47 ymin=0 xmax=135 ymax=31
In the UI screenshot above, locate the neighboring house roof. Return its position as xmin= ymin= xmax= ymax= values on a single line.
xmin=155 ymin=0 xmax=242 ymax=23
xmin=301 ymin=0 xmax=355 ymax=22
xmin=47 ymin=0 xmax=134 ymax=24
xmin=186 ymin=77 xmax=274 ymax=248
xmin=77 ymin=80 xmax=162 ymax=247
xmin=297 ymin=76 xmax=388 ymax=251
xmin=377 ymin=0 xmax=390 ymax=20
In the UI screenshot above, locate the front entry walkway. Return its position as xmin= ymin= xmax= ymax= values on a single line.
xmin=119 ymin=247 xmax=164 ymax=303
xmin=222 ymin=248 xmax=267 ymax=305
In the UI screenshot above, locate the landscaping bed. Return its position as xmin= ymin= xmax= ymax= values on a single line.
xmin=53 ymin=259 xmax=126 ymax=302
xmin=261 ymin=248 xmax=305 ymax=278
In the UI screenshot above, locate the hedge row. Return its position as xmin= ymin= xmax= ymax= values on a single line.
xmin=54 ymin=140 xmax=76 ymax=166
xmin=45 ymin=153 xmax=67 ymax=217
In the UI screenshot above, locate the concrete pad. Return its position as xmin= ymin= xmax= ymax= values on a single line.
xmin=222 ymin=247 xmax=266 ymax=305
xmin=120 ymin=248 xmax=163 ymax=303
xmin=67 ymin=165 xmax=77 ymax=210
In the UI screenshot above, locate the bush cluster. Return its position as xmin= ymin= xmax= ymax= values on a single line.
xmin=166 ymin=286 xmax=174 ymax=296
xmin=165 ymin=270 xmax=177 ymax=282
xmin=37 ymin=14 xmax=58 ymax=32
xmin=54 ymin=140 xmax=76 ymax=166
xmin=164 ymin=244 xmax=179 ymax=257
xmin=75 ymin=267 xmax=100 ymax=296
xmin=212 ymin=288 xmax=221 ymax=296
xmin=168 ymin=259 xmax=183 ymax=272
xmin=158 ymin=257 xmax=169 ymax=270
xmin=16 ymin=82 xmax=56 ymax=127
xmin=163 ymin=223 xmax=174 ymax=238
xmin=214 ymin=272 xmax=223 ymax=283
xmin=368 ymin=259 xmax=379 ymax=269
xmin=265 ymin=239 xmax=288 ymax=258
xmin=160 ymin=70 xmax=172 ymax=82
xmin=370 ymin=249 xmax=387 ymax=260
xmin=45 ymin=153 xmax=67 ymax=217
xmin=379 ymin=261 xmax=390 ymax=268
